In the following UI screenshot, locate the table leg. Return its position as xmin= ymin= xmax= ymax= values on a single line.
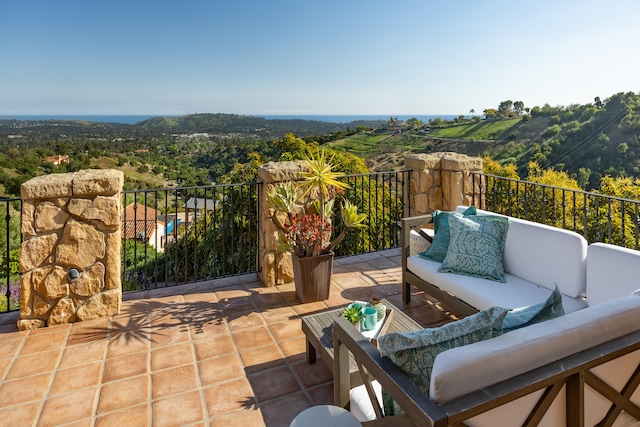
xmin=306 ymin=339 xmax=316 ymax=364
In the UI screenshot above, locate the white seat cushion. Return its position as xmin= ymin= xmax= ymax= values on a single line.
xmin=349 ymin=380 xmax=383 ymax=422
xmin=407 ymin=255 xmax=587 ymax=313
xmin=430 ymin=295 xmax=640 ymax=402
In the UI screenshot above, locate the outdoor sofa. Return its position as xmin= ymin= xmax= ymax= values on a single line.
xmin=331 ymin=206 xmax=640 ymax=426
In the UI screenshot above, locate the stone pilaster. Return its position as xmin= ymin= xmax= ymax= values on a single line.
xmin=257 ymin=161 xmax=307 ymax=287
xmin=18 ymin=169 xmax=124 ymax=330
xmin=405 ymin=153 xmax=483 ymax=217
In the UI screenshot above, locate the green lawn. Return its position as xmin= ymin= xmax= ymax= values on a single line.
xmin=428 ymin=118 xmax=522 ymax=140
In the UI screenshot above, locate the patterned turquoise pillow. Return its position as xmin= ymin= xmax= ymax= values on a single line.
xmin=503 ymin=284 xmax=565 ymax=333
xmin=438 ymin=214 xmax=509 ymax=282
xmin=378 ymin=306 xmax=508 ymax=402
xmin=419 ymin=206 xmax=477 ymax=263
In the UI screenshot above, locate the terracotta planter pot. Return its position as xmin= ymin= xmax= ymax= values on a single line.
xmin=292 ymin=252 xmax=334 ymax=303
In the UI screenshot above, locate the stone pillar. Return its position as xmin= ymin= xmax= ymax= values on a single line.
xmin=405 ymin=153 xmax=483 ymax=217
xmin=257 ymin=161 xmax=307 ymax=287
xmin=18 ymin=169 xmax=124 ymax=330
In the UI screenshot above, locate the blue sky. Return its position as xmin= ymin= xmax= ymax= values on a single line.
xmin=1 ymin=0 xmax=638 ymax=116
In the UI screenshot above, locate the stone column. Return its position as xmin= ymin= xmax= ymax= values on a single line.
xmin=18 ymin=169 xmax=124 ymax=330
xmin=257 ymin=161 xmax=307 ymax=287
xmin=405 ymin=153 xmax=483 ymax=217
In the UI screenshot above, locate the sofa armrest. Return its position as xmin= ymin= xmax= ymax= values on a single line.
xmin=332 ymin=315 xmax=446 ymax=427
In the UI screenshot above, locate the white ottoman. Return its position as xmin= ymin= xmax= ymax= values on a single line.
xmin=289 ymin=405 xmax=362 ymax=427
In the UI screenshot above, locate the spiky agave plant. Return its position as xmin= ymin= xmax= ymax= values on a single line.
xmin=266 ymin=149 xmax=366 ymax=257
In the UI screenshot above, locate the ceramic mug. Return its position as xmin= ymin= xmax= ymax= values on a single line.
xmin=360 ymin=306 xmax=378 ymax=331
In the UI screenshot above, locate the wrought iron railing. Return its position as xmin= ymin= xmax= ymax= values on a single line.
xmin=333 ymin=170 xmax=411 ymax=256
xmin=0 ymin=198 xmax=22 ymax=314
xmin=472 ymin=173 xmax=640 ymax=249
xmin=6 ymin=168 xmax=640 ymax=313
xmin=121 ymin=182 xmax=261 ymax=292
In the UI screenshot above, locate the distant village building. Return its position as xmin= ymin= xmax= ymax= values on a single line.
xmin=44 ymin=155 xmax=70 ymax=166
xmin=185 ymin=197 xmax=217 ymax=212
xmin=122 ymin=203 xmax=177 ymax=252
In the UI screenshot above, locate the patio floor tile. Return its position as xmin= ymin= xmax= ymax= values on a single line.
xmin=49 ymin=361 xmax=103 ymax=395
xmin=151 ymin=364 xmax=199 ymax=399
xmin=97 ymin=375 xmax=149 ymax=414
xmin=198 ymin=353 xmax=245 ymax=385
xmin=152 ymin=390 xmax=204 ymax=427
xmin=203 ymin=377 xmax=255 ymax=417
xmin=38 ymin=386 xmax=98 ymax=426
xmin=95 ymin=404 xmax=149 ymax=427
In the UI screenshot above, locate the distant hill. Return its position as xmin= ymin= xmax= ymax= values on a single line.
xmin=134 ymin=113 xmax=383 ymax=138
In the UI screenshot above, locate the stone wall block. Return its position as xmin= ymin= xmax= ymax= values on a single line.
xmin=19 ymin=233 xmax=59 ymax=273
xmin=258 ymin=161 xmax=306 ymax=184
xmin=22 ymin=201 xmax=36 ymax=236
xmin=48 ymin=297 xmax=76 ymax=325
xmin=104 ymin=232 xmax=121 ymax=290
xmin=76 ymin=289 xmax=120 ymax=321
xmin=20 ymin=172 xmax=74 ymax=200
xmin=19 ymin=272 xmax=32 ymax=318
xmin=56 ymin=218 xmax=105 ymax=269
xmin=68 ymin=195 xmax=120 ymax=229
xmin=414 ymin=194 xmax=428 ymax=216
xmin=36 ymin=266 xmax=69 ymax=299
xmin=433 ymin=170 xmax=441 ymax=186
xmin=17 ymin=319 xmax=46 ymax=331
xmin=35 ymin=201 xmax=70 ymax=232
xmin=449 ymin=171 xmax=464 ymax=209
xmin=441 ymin=171 xmax=452 ymax=210
xmin=261 ymin=252 xmax=276 ymax=287
xmin=71 ymin=263 xmax=105 ymax=297
xmin=32 ymin=294 xmax=51 ymax=318
xmin=428 ymin=187 xmax=443 ymax=211
xmin=441 ymin=153 xmax=482 ymax=171
xmin=419 ymin=171 xmax=433 ymax=193
xmin=404 ymin=154 xmax=442 ymax=171
xmin=409 ymin=173 xmax=420 ymax=194
xmin=72 ymin=169 xmax=124 ymax=197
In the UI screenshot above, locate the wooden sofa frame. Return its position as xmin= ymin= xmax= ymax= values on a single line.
xmin=401 ymin=214 xmax=478 ymax=317
xmin=332 ymin=314 xmax=640 ymax=427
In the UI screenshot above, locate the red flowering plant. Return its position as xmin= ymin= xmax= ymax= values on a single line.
xmin=267 ymin=150 xmax=367 ymax=258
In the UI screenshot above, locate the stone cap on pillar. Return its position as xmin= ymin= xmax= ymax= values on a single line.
xmin=258 ymin=161 xmax=306 ymax=184
xmin=21 ymin=169 xmax=125 ymax=200
xmin=405 ymin=152 xmax=482 ymax=172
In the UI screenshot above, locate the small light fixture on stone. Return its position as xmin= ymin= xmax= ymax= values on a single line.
xmin=68 ymin=268 xmax=80 ymax=282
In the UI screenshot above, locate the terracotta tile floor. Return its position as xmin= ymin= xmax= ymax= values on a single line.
xmin=0 ymin=248 xmax=455 ymax=427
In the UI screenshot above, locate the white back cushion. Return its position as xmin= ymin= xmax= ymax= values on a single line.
xmin=587 ymin=242 xmax=640 ymax=306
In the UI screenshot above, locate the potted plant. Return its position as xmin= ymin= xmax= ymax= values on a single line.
xmin=340 ymin=304 xmax=363 ymax=326
xmin=267 ymin=149 xmax=367 ymax=302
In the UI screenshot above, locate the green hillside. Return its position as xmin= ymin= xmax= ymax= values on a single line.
xmin=328 ymin=92 xmax=640 ymax=189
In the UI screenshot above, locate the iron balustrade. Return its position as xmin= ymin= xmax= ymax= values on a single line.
xmin=0 ymin=198 xmax=21 ymax=314
xmin=333 ymin=170 xmax=411 ymax=256
xmin=472 ymin=173 xmax=640 ymax=249
xmin=121 ymin=170 xmax=411 ymax=292
xmin=6 ymin=169 xmax=640 ymax=313
xmin=121 ymin=182 xmax=261 ymax=293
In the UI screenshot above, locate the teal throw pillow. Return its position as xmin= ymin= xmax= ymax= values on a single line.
xmin=438 ymin=214 xmax=509 ymax=282
xmin=503 ymin=284 xmax=565 ymax=333
xmin=419 ymin=206 xmax=477 ymax=263
xmin=378 ymin=306 xmax=508 ymax=402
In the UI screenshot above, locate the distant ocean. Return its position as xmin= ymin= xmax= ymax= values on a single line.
xmin=0 ymin=114 xmax=459 ymax=125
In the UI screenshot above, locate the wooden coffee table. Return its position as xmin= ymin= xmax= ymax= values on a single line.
xmin=301 ymin=299 xmax=421 ymax=386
